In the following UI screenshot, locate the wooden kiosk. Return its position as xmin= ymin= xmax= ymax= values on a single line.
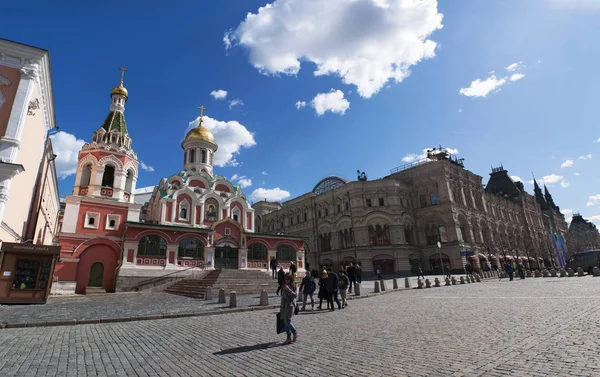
xmin=0 ymin=242 xmax=60 ymax=304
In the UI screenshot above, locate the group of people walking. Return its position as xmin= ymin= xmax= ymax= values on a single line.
xmin=276 ymin=261 xmax=362 ymax=344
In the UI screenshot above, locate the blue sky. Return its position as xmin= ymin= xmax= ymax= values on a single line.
xmin=3 ymin=0 xmax=600 ymax=225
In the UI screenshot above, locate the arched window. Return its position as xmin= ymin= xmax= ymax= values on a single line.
xmin=276 ymin=244 xmax=296 ymax=262
xmin=430 ymin=192 xmax=438 ymax=205
xmin=189 ymin=149 xmax=195 ymax=163
xmin=368 ymin=225 xmax=376 ymax=245
xmin=102 ymin=165 xmax=115 ymax=187
xmin=80 ymin=163 xmax=92 ymax=187
xmin=201 ymin=149 xmax=207 ymax=163
xmin=179 ymin=200 xmax=189 ymax=220
xmin=137 ymin=235 xmax=167 ymax=257
xmin=404 ymin=225 xmax=414 ymax=245
xmin=178 ymin=238 xmax=204 ymax=259
xmin=419 ymin=194 xmax=428 ymax=208
xmin=248 ymin=243 xmax=268 ymax=261
xmin=339 ymin=230 xmax=345 ymax=249
xmin=125 ymin=169 xmax=134 ymax=193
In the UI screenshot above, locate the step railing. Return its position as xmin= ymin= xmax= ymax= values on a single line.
xmin=129 ymin=266 xmax=207 ymax=292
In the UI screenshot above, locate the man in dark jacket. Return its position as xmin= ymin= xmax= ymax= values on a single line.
xmin=299 ymin=271 xmax=316 ymax=310
xmin=276 ymin=266 xmax=285 ymax=295
xmin=325 ymin=268 xmax=342 ymax=311
xmin=346 ymin=262 xmax=356 ymax=293
xmin=270 ymin=258 xmax=278 ymax=279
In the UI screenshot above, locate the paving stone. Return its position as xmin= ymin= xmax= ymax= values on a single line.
xmin=1 ymin=277 xmax=599 ymax=376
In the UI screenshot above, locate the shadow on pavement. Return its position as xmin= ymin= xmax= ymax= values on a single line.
xmin=213 ymin=342 xmax=279 ymax=355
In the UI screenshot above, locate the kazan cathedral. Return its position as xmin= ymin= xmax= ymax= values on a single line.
xmin=54 ymin=75 xmax=304 ymax=294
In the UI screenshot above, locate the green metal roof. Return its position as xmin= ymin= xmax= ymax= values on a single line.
xmin=101 ymin=111 xmax=128 ymax=136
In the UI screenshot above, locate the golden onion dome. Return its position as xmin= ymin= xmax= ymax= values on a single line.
xmin=184 ymin=122 xmax=215 ymax=143
xmin=111 ymin=83 xmax=128 ymax=100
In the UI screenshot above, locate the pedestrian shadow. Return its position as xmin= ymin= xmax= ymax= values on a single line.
xmin=213 ymin=342 xmax=279 ymax=355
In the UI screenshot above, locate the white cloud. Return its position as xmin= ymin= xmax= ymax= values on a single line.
xmin=187 ymin=116 xmax=256 ymax=167
xmin=458 ymin=108 xmax=462 ymax=113
xmin=537 ymin=59 xmax=542 ymax=64
xmin=511 ymin=176 xmax=522 ymax=182
xmin=140 ymin=162 xmax=154 ymax=172
xmin=295 ymin=101 xmax=307 ymax=110
xmin=561 ymin=208 xmax=573 ymax=215
xmin=401 ymin=146 xmax=459 ymax=163
xmin=459 ymin=75 xmax=507 ymax=98
xmin=510 ymin=73 xmax=525 ymax=81
xmin=547 ymin=0 xmax=600 ymax=10
xmin=595 ymin=138 xmax=600 ymax=143
xmin=237 ymin=178 xmax=252 ymax=188
xmin=210 ymin=89 xmax=228 ymax=100
xmin=49 ymin=131 xmax=86 ymax=179
xmin=311 ymin=89 xmax=350 ymax=116
xmin=225 ymin=0 xmax=443 ymax=98
xmin=587 ymin=194 xmax=600 ymax=207
xmin=560 ymin=159 xmax=574 ymax=168
xmin=261 ymin=171 xmax=268 ymax=175
xmin=230 ymin=174 xmax=239 ymax=180
xmin=229 ymin=98 xmax=244 ymax=110
xmin=575 ymin=172 xmax=581 ymax=176
xmin=589 ymin=215 xmax=600 ymax=225
xmin=560 ymin=180 xmax=570 ymax=188
xmin=528 ymin=174 xmax=564 ymax=186
xmin=505 ymin=61 xmax=523 ymax=72
xmin=250 ymin=187 xmax=291 ymax=202
xmin=578 ymin=154 xmax=592 ymax=160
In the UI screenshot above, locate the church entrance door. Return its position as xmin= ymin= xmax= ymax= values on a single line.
xmin=88 ymin=262 xmax=104 ymax=287
xmin=214 ymin=247 xmax=239 ymax=269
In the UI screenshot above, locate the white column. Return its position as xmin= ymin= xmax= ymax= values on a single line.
xmin=113 ymin=169 xmax=126 ymax=200
xmin=129 ymin=177 xmax=138 ymax=203
xmin=191 ymin=204 xmax=197 ymax=227
xmin=0 ymin=69 xmax=35 ymax=163
xmin=160 ymin=201 xmax=167 ymax=224
xmin=92 ymin=166 xmax=104 ymax=196
xmin=200 ymin=203 xmax=205 ymax=224
xmin=170 ymin=200 xmax=176 ymax=223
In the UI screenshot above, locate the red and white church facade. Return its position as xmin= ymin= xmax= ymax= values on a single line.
xmin=54 ymin=76 xmax=305 ymax=294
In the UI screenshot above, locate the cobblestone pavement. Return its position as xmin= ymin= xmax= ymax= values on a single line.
xmin=1 ymin=276 xmax=599 ymax=376
xmin=0 ymin=292 xmax=283 ymax=325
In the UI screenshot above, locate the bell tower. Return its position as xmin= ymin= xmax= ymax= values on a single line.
xmin=72 ymin=68 xmax=139 ymax=203
xmin=181 ymin=105 xmax=218 ymax=176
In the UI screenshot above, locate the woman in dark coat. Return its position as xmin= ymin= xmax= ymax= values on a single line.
xmin=317 ymin=270 xmax=329 ymax=310
xmin=279 ymin=273 xmax=299 ymax=344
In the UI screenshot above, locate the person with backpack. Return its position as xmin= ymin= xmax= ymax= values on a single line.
xmin=299 ymin=271 xmax=316 ymax=311
xmin=338 ymin=269 xmax=349 ymax=308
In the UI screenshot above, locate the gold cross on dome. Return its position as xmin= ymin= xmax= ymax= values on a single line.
xmin=198 ymin=105 xmax=207 ymax=117
xmin=119 ymin=67 xmax=128 ymax=83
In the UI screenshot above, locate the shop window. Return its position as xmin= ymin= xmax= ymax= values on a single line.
xmin=12 ymin=259 xmax=51 ymax=290
xmin=366 ymin=198 xmax=372 ymax=207
xmin=379 ymin=198 xmax=385 ymax=206
xmin=85 ymin=212 xmax=100 ymax=229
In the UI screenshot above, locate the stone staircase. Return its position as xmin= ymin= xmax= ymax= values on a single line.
xmin=164 ymin=269 xmax=281 ymax=299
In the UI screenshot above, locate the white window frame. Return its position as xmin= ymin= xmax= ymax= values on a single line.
xmin=84 ymin=212 xmax=100 ymax=229
xmin=179 ymin=199 xmax=190 ymax=220
xmin=105 ymin=214 xmax=121 ymax=230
